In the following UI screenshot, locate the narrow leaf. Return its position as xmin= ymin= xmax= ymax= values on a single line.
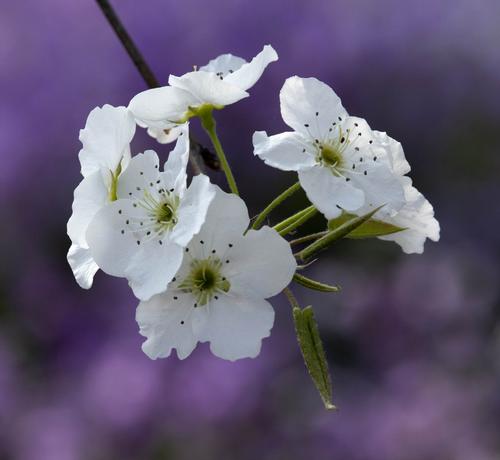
xmin=293 ymin=273 xmax=340 ymax=292
xmin=328 ymin=212 xmax=405 ymax=239
xmin=298 ymin=206 xmax=384 ymax=261
xmin=293 ymin=306 xmax=336 ymax=410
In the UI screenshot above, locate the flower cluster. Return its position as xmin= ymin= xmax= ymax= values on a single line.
xmin=67 ymin=45 xmax=439 ymax=405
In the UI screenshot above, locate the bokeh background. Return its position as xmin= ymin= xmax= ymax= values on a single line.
xmin=1 ymin=0 xmax=499 ymax=459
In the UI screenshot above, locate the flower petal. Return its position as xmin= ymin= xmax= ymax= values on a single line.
xmin=162 ymin=124 xmax=190 ymax=195
xmin=67 ymin=243 xmax=99 ymax=289
xmin=253 ymin=130 xmax=317 ymax=171
xmin=203 ymin=295 xmax=275 ymax=361
xmin=378 ymin=185 xmax=440 ymax=254
xmin=146 ymin=124 xmax=185 ymax=144
xmin=226 ymin=226 xmax=296 ymax=299
xmin=373 ymin=130 xmax=411 ymax=176
xmin=86 ymin=198 xmax=183 ymax=300
xmin=224 ymin=44 xmax=278 ymax=91
xmin=199 ymin=53 xmax=247 ymax=75
xmin=170 ymin=175 xmax=215 ymax=247
xmin=298 ymin=165 xmax=365 ymax=219
xmin=67 ymin=171 xmax=109 ymax=246
xmin=280 ymin=76 xmax=348 ymax=139
xmin=169 ymin=71 xmax=249 ymax=107
xmin=189 ymin=186 xmax=249 ymax=257
xmin=116 ymin=150 xmax=160 ymax=200
xmin=86 ymin=199 xmax=149 ymax=277
xmin=136 ymin=291 xmax=208 ymax=359
xmin=126 ymin=240 xmax=184 ymax=301
xmin=346 ymin=162 xmax=406 ymax=213
xmin=128 ymin=86 xmax=197 ymax=125
xmin=78 ymin=105 xmax=135 ymax=177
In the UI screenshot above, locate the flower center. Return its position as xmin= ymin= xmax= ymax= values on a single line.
xmin=139 ymin=190 xmax=180 ymax=234
xmin=156 ymin=202 xmax=176 ymax=225
xmin=178 ymin=256 xmax=231 ymax=306
xmin=320 ymin=144 xmax=343 ymax=167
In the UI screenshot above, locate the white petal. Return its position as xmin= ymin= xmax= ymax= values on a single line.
xmin=226 ymin=226 xmax=296 ymax=299
xmin=203 ymin=296 xmax=275 ymax=361
xmin=224 ymin=44 xmax=278 ymax=91
xmin=162 ymin=124 xmax=190 ymax=195
xmin=86 ymin=199 xmax=148 ymax=278
xmin=253 ymin=131 xmax=317 ymax=171
xmin=126 ymin=241 xmax=184 ymax=301
xmin=199 ymin=53 xmax=247 ymax=75
xmin=128 ymin=86 xmax=197 ymax=125
xmin=67 ymin=244 xmax=99 ymax=289
xmin=170 ymin=175 xmax=215 ymax=247
xmin=298 ymin=165 xmax=365 ymax=219
xmin=280 ymin=76 xmax=348 ymax=139
xmin=136 ymin=292 xmax=208 ymax=360
xmin=191 ymin=186 xmax=250 ymax=256
xmin=346 ymin=162 xmax=406 ymax=213
xmin=168 ymin=71 xmax=249 ymax=107
xmin=378 ymin=186 xmax=440 ymax=254
xmin=67 ymin=171 xmax=109 ymax=246
xmin=78 ymin=105 xmax=135 ymax=177
xmin=372 ymin=130 xmax=411 ymax=176
xmin=146 ymin=124 xmax=185 ymax=144
xmin=116 ymin=150 xmax=160 ymax=200
xmin=86 ymin=197 xmax=185 ymax=300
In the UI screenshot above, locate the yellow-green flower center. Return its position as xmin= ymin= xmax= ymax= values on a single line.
xmin=178 ymin=256 xmax=231 ymax=306
xmin=320 ymin=144 xmax=343 ymax=167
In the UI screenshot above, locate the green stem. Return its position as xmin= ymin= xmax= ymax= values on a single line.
xmin=252 ymin=182 xmax=301 ymax=230
xmin=273 ymin=205 xmax=315 ymax=233
xmin=200 ymin=110 xmax=239 ymax=195
xmin=276 ymin=206 xmax=318 ymax=237
xmin=298 ymin=206 xmax=383 ymax=261
xmin=289 ymin=231 xmax=328 ymax=246
xmin=283 ymin=287 xmax=300 ymax=310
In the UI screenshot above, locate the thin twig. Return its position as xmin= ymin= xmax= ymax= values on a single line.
xmin=95 ymin=0 xmax=159 ymax=88
xmin=94 ymin=0 xmax=216 ymax=172
xmin=290 ymin=231 xmax=328 ymax=246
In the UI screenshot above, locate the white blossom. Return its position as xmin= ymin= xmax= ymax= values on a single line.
xmin=350 ymin=131 xmax=440 ymax=254
xmin=67 ymin=105 xmax=136 ymax=289
xmin=128 ymin=45 xmax=278 ymax=143
xmin=136 ymin=186 xmax=297 ymax=361
xmin=85 ymin=125 xmax=215 ymax=300
xmin=253 ymin=76 xmax=407 ymax=219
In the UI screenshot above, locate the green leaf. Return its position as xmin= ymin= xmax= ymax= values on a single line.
xmin=293 ymin=273 xmax=340 ymax=292
xmin=298 ymin=206 xmax=384 ymax=261
xmin=293 ymin=306 xmax=336 ymax=410
xmin=328 ymin=212 xmax=405 ymax=239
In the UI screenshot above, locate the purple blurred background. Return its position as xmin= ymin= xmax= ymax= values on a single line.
xmin=1 ymin=1 xmax=499 ymax=459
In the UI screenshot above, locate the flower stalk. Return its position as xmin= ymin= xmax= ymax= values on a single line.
xmin=199 ymin=109 xmax=239 ymax=195
xmin=298 ymin=206 xmax=383 ymax=261
xmin=252 ymin=181 xmax=302 ymax=230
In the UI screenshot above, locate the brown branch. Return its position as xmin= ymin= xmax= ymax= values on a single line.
xmin=95 ymin=0 xmax=159 ymax=88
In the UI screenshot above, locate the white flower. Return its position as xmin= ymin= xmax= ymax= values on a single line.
xmin=253 ymin=76 xmax=407 ymax=219
xmin=85 ymin=125 xmax=215 ymax=301
xmin=136 ymin=186 xmax=297 ymax=361
xmin=349 ymin=131 xmax=440 ymax=254
xmin=67 ymin=105 xmax=136 ymax=289
xmin=128 ymin=45 xmax=278 ymax=143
